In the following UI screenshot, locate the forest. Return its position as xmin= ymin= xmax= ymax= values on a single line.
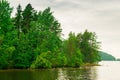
xmin=0 ymin=0 xmax=101 ymax=69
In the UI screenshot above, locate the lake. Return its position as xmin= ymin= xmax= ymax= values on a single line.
xmin=0 ymin=61 xmax=120 ymax=80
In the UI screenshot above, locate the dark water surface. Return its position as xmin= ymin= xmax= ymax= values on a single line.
xmin=0 ymin=61 xmax=120 ymax=80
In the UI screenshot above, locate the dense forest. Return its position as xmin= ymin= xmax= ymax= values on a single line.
xmin=0 ymin=0 xmax=101 ymax=69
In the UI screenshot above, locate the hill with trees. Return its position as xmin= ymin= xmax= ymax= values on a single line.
xmin=99 ymin=51 xmax=116 ymax=61
xmin=116 ymin=58 xmax=120 ymax=61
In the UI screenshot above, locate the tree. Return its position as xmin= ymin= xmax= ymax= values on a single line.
xmin=0 ymin=0 xmax=16 ymax=69
xmin=78 ymin=30 xmax=101 ymax=63
xmin=22 ymin=3 xmax=35 ymax=34
xmin=0 ymin=0 xmax=13 ymax=34
xmin=14 ymin=4 xmax=22 ymax=38
xmin=30 ymin=51 xmax=52 ymax=69
xmin=30 ymin=7 xmax=62 ymax=54
xmin=63 ymin=32 xmax=83 ymax=67
xmin=12 ymin=4 xmax=38 ymax=68
xmin=29 ymin=7 xmax=64 ymax=68
xmin=37 ymin=7 xmax=62 ymax=36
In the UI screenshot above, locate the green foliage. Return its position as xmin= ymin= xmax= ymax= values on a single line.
xmin=50 ymin=52 xmax=67 ymax=67
xmin=31 ymin=51 xmax=52 ymax=68
xmin=77 ymin=30 xmax=101 ymax=63
xmin=31 ymin=51 xmax=67 ymax=69
xmin=0 ymin=0 xmax=13 ymax=34
xmin=0 ymin=45 xmax=15 ymax=69
xmin=63 ymin=32 xmax=83 ymax=67
xmin=14 ymin=4 xmax=22 ymax=38
xmin=0 ymin=0 xmax=15 ymax=69
xmin=73 ymin=49 xmax=83 ymax=67
xmin=0 ymin=35 xmax=4 ymax=44
xmin=21 ymin=3 xmax=36 ymax=34
xmin=37 ymin=7 xmax=61 ymax=35
xmin=0 ymin=1 xmax=101 ymax=69
xmin=12 ymin=33 xmax=37 ymax=68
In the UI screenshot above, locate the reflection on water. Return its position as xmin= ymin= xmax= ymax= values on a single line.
xmin=0 ymin=67 xmax=97 ymax=80
xmin=0 ymin=69 xmax=58 ymax=80
xmin=57 ymin=67 xmax=97 ymax=80
xmin=0 ymin=61 xmax=120 ymax=80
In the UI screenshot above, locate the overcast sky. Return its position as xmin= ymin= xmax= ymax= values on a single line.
xmin=8 ymin=0 xmax=120 ymax=58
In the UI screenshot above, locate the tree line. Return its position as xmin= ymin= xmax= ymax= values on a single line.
xmin=0 ymin=0 xmax=101 ymax=69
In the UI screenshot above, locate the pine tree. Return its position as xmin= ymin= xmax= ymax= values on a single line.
xmin=14 ymin=4 xmax=22 ymax=38
xmin=22 ymin=3 xmax=34 ymax=34
xmin=0 ymin=0 xmax=13 ymax=35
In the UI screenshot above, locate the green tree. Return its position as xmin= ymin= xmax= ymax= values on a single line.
xmin=30 ymin=7 xmax=62 ymax=54
xmin=0 ymin=0 xmax=13 ymax=34
xmin=22 ymin=3 xmax=35 ymax=34
xmin=30 ymin=7 xmax=64 ymax=68
xmin=14 ymin=4 xmax=22 ymax=38
xmin=12 ymin=4 xmax=38 ymax=68
xmin=63 ymin=32 xmax=83 ymax=67
xmin=12 ymin=33 xmax=36 ymax=68
xmin=30 ymin=51 xmax=52 ymax=69
xmin=37 ymin=7 xmax=62 ymax=36
xmin=0 ymin=0 xmax=16 ymax=69
xmin=78 ymin=30 xmax=101 ymax=63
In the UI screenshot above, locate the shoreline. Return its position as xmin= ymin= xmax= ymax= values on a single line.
xmin=0 ymin=63 xmax=101 ymax=71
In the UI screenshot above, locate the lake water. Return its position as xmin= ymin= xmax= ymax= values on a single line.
xmin=0 ymin=61 xmax=120 ymax=80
